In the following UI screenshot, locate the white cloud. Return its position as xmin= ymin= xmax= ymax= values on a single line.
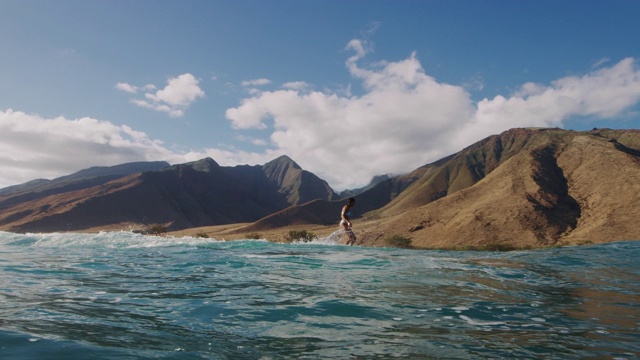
xmin=282 ymin=81 xmax=310 ymax=91
xmin=457 ymin=57 xmax=640 ymax=148
xmin=0 ymin=109 xmax=174 ymax=187
xmin=226 ymin=45 xmax=640 ymax=190
xmin=115 ymin=82 xmax=138 ymax=93
xmin=3 ymin=44 xmax=640 ymax=192
xmin=145 ymin=74 xmax=204 ymax=107
xmin=118 ymin=73 xmax=204 ymax=118
xmin=591 ymin=57 xmax=611 ymax=69
xmin=0 ymin=109 xmax=274 ymax=189
xmin=242 ymin=78 xmax=272 ymax=87
xmin=346 ymin=39 xmax=367 ymax=63
xmin=115 ymin=82 xmax=157 ymax=94
xmin=226 ymin=45 xmax=474 ymax=189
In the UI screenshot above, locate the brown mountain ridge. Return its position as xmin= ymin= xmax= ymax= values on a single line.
xmin=1 ymin=128 xmax=640 ymax=249
xmin=0 ymin=156 xmax=336 ymax=232
xmin=236 ymin=128 xmax=640 ymax=249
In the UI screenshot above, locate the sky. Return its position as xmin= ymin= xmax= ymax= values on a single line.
xmin=1 ymin=0 xmax=640 ymax=191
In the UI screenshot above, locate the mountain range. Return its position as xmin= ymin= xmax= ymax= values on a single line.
xmin=1 ymin=127 xmax=639 ymax=249
xmin=0 ymin=156 xmax=336 ymax=232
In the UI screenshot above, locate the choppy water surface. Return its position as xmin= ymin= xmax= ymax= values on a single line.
xmin=0 ymin=231 xmax=638 ymax=359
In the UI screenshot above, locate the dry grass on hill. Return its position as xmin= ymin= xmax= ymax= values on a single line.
xmin=170 ymin=130 xmax=640 ymax=250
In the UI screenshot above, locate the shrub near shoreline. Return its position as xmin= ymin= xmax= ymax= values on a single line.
xmin=385 ymin=235 xmax=413 ymax=248
xmin=284 ymin=230 xmax=316 ymax=243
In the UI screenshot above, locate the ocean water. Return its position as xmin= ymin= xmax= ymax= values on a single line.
xmin=0 ymin=231 xmax=638 ymax=359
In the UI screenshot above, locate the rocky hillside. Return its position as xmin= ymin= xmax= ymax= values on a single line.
xmin=2 ymin=127 xmax=639 ymax=249
xmin=0 ymin=156 xmax=336 ymax=232
xmin=246 ymin=128 xmax=640 ymax=248
xmin=360 ymin=128 xmax=640 ymax=248
xmin=0 ymin=161 xmax=170 ymax=197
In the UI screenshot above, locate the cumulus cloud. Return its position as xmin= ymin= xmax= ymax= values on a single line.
xmin=0 ymin=109 xmax=278 ymax=189
xmin=3 ymin=43 xmax=640 ymax=192
xmin=226 ymin=44 xmax=640 ymax=190
xmin=456 ymin=58 xmax=640 ymax=148
xmin=116 ymin=73 xmax=204 ymax=118
xmin=225 ymin=43 xmax=470 ymax=189
xmin=0 ymin=109 xmax=172 ymax=187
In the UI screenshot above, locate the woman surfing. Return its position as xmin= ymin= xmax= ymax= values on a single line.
xmin=340 ymin=197 xmax=357 ymax=246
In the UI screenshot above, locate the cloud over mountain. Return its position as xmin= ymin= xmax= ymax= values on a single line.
xmin=462 ymin=58 xmax=640 ymax=146
xmin=2 ymin=41 xmax=640 ymax=191
xmin=225 ymin=41 xmax=640 ymax=190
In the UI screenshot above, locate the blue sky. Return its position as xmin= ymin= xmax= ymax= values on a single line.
xmin=1 ymin=0 xmax=640 ymax=190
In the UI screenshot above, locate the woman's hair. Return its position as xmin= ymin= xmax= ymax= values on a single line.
xmin=347 ymin=197 xmax=355 ymax=205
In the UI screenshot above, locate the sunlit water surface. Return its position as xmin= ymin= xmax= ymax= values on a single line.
xmin=0 ymin=231 xmax=638 ymax=359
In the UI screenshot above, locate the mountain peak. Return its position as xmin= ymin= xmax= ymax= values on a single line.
xmin=262 ymin=156 xmax=302 ymax=184
xmin=186 ymin=157 xmax=221 ymax=172
xmin=266 ymin=155 xmax=301 ymax=169
xmin=61 ymin=161 xmax=170 ymax=181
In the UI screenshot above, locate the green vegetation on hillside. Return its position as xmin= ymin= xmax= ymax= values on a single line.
xmin=284 ymin=230 xmax=316 ymax=243
xmin=385 ymin=235 xmax=413 ymax=248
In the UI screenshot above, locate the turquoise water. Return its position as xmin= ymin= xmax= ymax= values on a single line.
xmin=0 ymin=231 xmax=638 ymax=359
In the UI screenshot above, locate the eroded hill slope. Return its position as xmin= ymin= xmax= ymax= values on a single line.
xmin=359 ymin=129 xmax=640 ymax=248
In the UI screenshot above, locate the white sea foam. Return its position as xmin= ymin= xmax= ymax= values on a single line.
xmin=452 ymin=306 xmax=469 ymax=312
xmin=0 ymin=231 xmax=226 ymax=249
xmin=291 ymin=229 xmax=344 ymax=246
xmin=459 ymin=315 xmax=506 ymax=326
